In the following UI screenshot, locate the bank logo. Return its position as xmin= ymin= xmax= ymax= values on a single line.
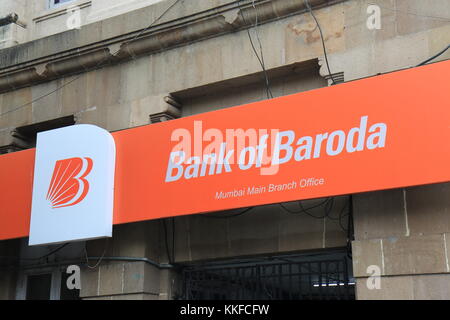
xmin=47 ymin=157 xmax=93 ymax=208
xmin=29 ymin=124 xmax=115 ymax=246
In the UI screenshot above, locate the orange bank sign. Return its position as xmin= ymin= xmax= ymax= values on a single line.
xmin=1 ymin=60 xmax=450 ymax=241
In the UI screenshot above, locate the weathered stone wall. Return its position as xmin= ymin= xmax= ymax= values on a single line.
xmin=352 ymin=183 xmax=450 ymax=299
xmin=79 ymin=197 xmax=349 ymax=300
xmin=0 ymin=0 xmax=172 ymax=48
xmin=1 ymin=0 xmax=450 ymax=300
xmin=80 ymin=221 xmax=164 ymax=300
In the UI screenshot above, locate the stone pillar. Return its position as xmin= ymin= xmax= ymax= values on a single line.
xmin=0 ymin=0 xmax=28 ymax=49
xmin=159 ymin=268 xmax=182 ymax=300
xmin=80 ymin=220 xmax=166 ymax=300
xmin=352 ymin=183 xmax=450 ymax=299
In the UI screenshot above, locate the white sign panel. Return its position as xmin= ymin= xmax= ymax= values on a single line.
xmin=29 ymin=124 xmax=116 ymax=246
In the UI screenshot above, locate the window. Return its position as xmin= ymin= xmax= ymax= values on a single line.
xmin=0 ymin=116 xmax=75 ymax=155
xmin=15 ymin=239 xmax=82 ymax=300
xmin=17 ymin=268 xmax=80 ymax=300
xmin=26 ymin=274 xmax=52 ymax=300
xmin=12 ymin=115 xmax=76 ymax=149
xmin=48 ymin=0 xmax=76 ymax=9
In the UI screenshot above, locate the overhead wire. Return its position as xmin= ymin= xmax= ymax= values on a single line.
xmin=304 ymin=0 xmax=336 ymax=85
xmin=200 ymin=194 xmax=350 ymax=234
xmin=0 ymin=242 xmax=71 ymax=264
xmin=279 ymin=196 xmax=352 ymax=235
xmin=0 ymin=0 xmax=183 ymax=267
xmin=0 ymin=0 xmax=184 ymax=119
xmin=249 ymin=0 xmax=273 ymax=99
xmin=299 ymin=197 xmax=334 ymax=219
xmin=84 ymin=238 xmax=108 ymax=269
xmin=279 ymin=197 xmax=332 ymax=218
xmin=238 ymin=0 xmax=273 ymax=99
xmin=417 ymin=44 xmax=450 ymax=67
xmin=162 ymin=218 xmax=177 ymax=264
xmin=38 ymin=242 xmax=70 ymax=261
xmin=3 ymin=0 xmax=450 ymax=119
xmin=202 ymin=206 xmax=254 ymax=219
xmin=201 ymin=196 xmax=350 ymax=235
xmin=172 ymin=218 xmax=175 ymax=263
xmin=162 ymin=219 xmax=173 ymax=264
xmin=345 ymin=196 xmax=354 ymax=259
xmin=367 ymin=3 xmax=450 ymax=68
xmin=337 ymin=199 xmax=350 ymax=232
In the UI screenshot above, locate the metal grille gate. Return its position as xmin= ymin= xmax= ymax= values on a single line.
xmin=182 ymin=254 xmax=355 ymax=300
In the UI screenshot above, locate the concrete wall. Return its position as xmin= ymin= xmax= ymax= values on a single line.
xmin=0 ymin=0 xmax=168 ymax=48
xmin=352 ymin=183 xmax=450 ymax=299
xmin=1 ymin=0 xmax=450 ymax=300
xmin=172 ymin=198 xmax=349 ymax=263
xmin=80 ymin=197 xmax=349 ymax=300
xmin=80 ymin=221 xmax=164 ymax=300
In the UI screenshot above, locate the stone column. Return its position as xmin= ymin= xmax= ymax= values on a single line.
xmin=80 ymin=220 xmax=166 ymax=300
xmin=352 ymin=183 xmax=450 ymax=299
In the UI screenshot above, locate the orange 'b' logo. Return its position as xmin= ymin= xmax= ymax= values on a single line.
xmin=46 ymin=157 xmax=93 ymax=208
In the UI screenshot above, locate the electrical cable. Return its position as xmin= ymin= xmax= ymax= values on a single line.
xmin=337 ymin=199 xmax=350 ymax=232
xmin=172 ymin=217 xmax=175 ymax=263
xmin=162 ymin=218 xmax=176 ymax=264
xmin=0 ymin=242 xmax=71 ymax=263
xmin=250 ymin=0 xmax=273 ymax=99
xmin=84 ymin=238 xmax=108 ymax=269
xmin=162 ymin=219 xmax=173 ymax=264
xmin=280 ymin=196 xmax=350 ymax=234
xmin=0 ymin=0 xmax=183 ymax=119
xmin=85 ymin=256 xmax=173 ymax=269
xmin=346 ymin=195 xmax=354 ymax=259
xmin=279 ymin=197 xmax=331 ymax=218
xmin=38 ymin=242 xmax=70 ymax=261
xmin=0 ymin=244 xmax=72 ymax=270
xmin=238 ymin=0 xmax=273 ymax=99
xmin=3 ymin=1 xmax=448 ymax=118
xmin=202 ymin=206 xmax=254 ymax=219
xmin=299 ymin=197 xmax=334 ymax=219
xmin=326 ymin=198 xmax=344 ymax=221
xmin=417 ymin=44 xmax=450 ymax=67
xmin=304 ymin=0 xmax=336 ymax=85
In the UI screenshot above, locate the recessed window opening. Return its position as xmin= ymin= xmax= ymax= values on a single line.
xmin=12 ymin=115 xmax=76 ymax=149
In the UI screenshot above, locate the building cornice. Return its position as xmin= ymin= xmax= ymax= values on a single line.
xmin=0 ymin=0 xmax=343 ymax=94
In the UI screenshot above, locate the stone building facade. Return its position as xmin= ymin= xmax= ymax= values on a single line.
xmin=0 ymin=0 xmax=450 ymax=300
